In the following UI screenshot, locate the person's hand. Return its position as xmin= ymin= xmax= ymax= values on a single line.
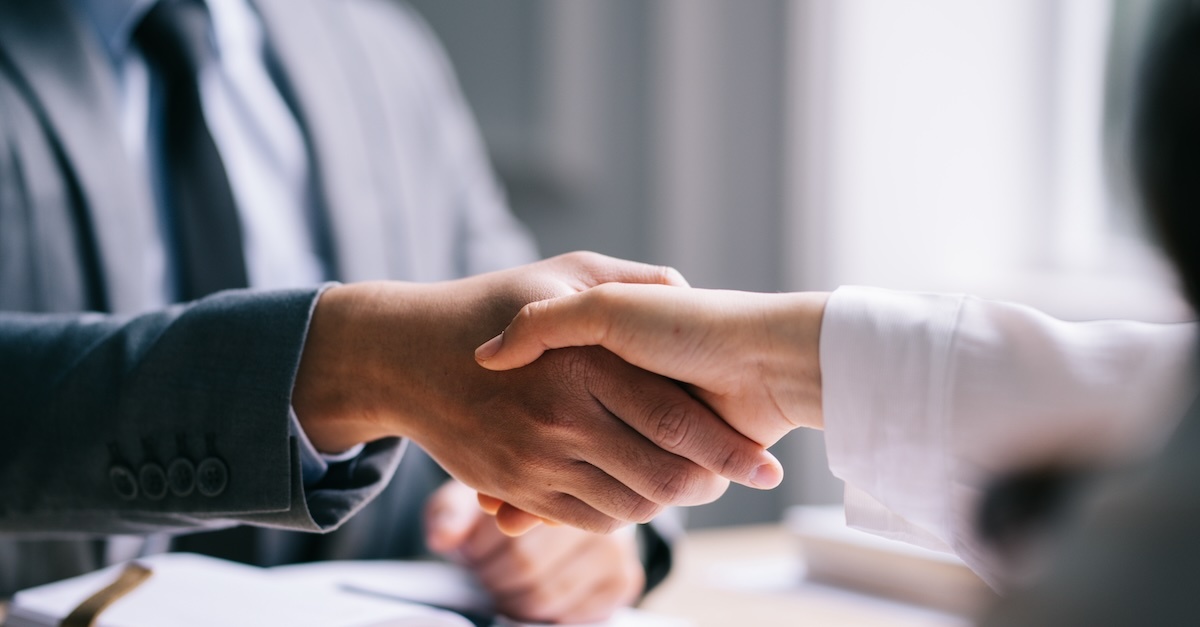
xmin=293 ymin=253 xmax=783 ymax=534
xmin=476 ymin=283 xmax=831 ymax=447
xmin=426 ymin=480 xmax=644 ymax=624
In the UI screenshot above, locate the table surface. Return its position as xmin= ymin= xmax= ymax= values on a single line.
xmin=0 ymin=526 xmax=976 ymax=627
xmin=641 ymin=524 xmax=975 ymax=627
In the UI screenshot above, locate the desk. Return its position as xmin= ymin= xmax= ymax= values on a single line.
xmin=641 ymin=525 xmax=975 ymax=627
xmin=0 ymin=528 xmax=975 ymax=627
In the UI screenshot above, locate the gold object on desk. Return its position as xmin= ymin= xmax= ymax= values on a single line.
xmin=59 ymin=563 xmax=152 ymax=627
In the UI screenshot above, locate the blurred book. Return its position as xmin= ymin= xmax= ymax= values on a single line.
xmin=6 ymin=554 xmax=688 ymax=627
xmin=786 ymin=506 xmax=995 ymax=615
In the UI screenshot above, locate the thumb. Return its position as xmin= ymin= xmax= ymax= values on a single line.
xmin=425 ymin=481 xmax=482 ymax=554
xmin=475 ymin=290 xmax=605 ymax=371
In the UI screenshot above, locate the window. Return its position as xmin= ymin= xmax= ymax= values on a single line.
xmin=784 ymin=0 xmax=1191 ymax=323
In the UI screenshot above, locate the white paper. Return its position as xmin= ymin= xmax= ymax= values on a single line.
xmin=7 ymin=554 xmax=471 ymax=627
xmin=272 ymin=560 xmax=693 ymax=627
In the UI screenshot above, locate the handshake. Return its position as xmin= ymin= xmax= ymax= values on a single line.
xmin=294 ymin=252 xmax=830 ymax=535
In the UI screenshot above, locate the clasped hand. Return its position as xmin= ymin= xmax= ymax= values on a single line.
xmin=474 ymin=282 xmax=831 ymax=532
xmin=294 ymin=253 xmax=785 ymax=535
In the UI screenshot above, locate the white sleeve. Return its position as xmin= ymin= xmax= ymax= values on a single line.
xmin=820 ymin=286 xmax=1198 ymax=587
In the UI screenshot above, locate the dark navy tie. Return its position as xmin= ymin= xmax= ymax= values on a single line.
xmin=136 ymin=0 xmax=248 ymax=300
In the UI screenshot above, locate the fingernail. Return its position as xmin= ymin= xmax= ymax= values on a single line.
xmin=475 ymin=333 xmax=503 ymax=361
xmin=750 ymin=459 xmax=784 ymax=489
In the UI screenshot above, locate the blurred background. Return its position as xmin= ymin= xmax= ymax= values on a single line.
xmin=405 ymin=0 xmax=1194 ymax=529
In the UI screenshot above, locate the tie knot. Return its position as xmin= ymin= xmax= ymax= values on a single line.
xmin=135 ymin=0 xmax=218 ymax=74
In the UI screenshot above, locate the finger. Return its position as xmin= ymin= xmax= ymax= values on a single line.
xmin=486 ymin=482 xmax=627 ymax=536
xmin=553 ymin=251 xmax=690 ymax=289
xmin=541 ymin=460 xmax=666 ymax=529
xmin=484 ymin=495 xmax=556 ymax=535
xmin=477 ymin=493 xmax=503 ymax=515
xmin=552 ymin=529 xmax=644 ymax=624
xmin=425 ymin=481 xmax=483 ymax=554
xmin=475 ymin=291 xmax=601 ymax=370
xmin=556 ymin=573 xmax=641 ymax=625
xmin=457 ymin=519 xmax=510 ymax=565
xmin=588 ymin=355 xmax=784 ymax=492
xmin=474 ymin=527 xmax=585 ymax=596
xmin=567 ymin=388 xmax=728 ymax=507
xmin=494 ymin=503 xmax=545 ymax=536
xmin=493 ymin=537 xmax=618 ymax=624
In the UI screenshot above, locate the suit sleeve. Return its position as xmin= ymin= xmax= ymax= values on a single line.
xmin=0 ymin=286 xmax=403 ymax=537
xmin=820 ymin=286 xmax=1198 ymax=588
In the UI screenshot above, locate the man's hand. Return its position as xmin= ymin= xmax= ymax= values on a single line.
xmin=476 ymin=283 xmax=831 ymax=446
xmin=293 ymin=253 xmax=783 ymax=534
xmin=426 ymin=480 xmax=644 ymax=624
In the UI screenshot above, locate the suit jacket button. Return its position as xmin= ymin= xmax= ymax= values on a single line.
xmin=109 ymin=465 xmax=138 ymax=500
xmin=196 ymin=457 xmax=228 ymax=497
xmin=139 ymin=463 xmax=168 ymax=500
xmin=168 ymin=458 xmax=196 ymax=497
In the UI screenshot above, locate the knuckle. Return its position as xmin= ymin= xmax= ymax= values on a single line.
xmin=551 ymin=352 xmax=599 ymax=398
xmin=657 ymin=261 xmax=686 ymax=284
xmin=539 ymin=405 xmax=578 ymax=438
xmin=624 ymin=498 xmax=664 ymax=524
xmin=714 ymin=441 xmax=757 ymax=477
xmin=513 ymin=300 xmax=540 ymax=325
xmin=583 ymin=285 xmax=620 ymax=325
xmin=561 ymin=250 xmax=601 ymax=270
xmin=508 ymin=301 xmax=546 ymax=339
xmin=660 ymin=264 xmax=686 ymax=285
xmin=587 ymin=281 xmax=621 ymax=301
xmin=648 ymin=461 xmax=701 ymax=504
xmin=648 ymin=399 xmax=697 ymax=452
xmin=594 ymin=516 xmax=625 ymax=535
xmin=548 ymin=491 xmax=591 ymax=527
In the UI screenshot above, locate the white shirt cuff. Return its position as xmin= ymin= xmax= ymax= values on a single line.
xmin=288 ymin=409 xmax=366 ymax=487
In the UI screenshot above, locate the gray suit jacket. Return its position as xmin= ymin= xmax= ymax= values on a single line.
xmin=0 ymin=0 xmax=539 ymax=594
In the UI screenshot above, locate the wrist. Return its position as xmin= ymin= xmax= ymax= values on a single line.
xmin=762 ymin=291 xmax=829 ymax=430
xmin=292 ymin=283 xmax=399 ymax=452
xmin=292 ymin=278 xmax=512 ymax=454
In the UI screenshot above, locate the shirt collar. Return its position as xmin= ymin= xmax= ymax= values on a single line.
xmin=71 ymin=0 xmax=159 ymax=62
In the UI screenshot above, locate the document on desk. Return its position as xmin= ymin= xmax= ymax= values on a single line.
xmin=6 ymin=554 xmax=474 ymax=627
xmin=7 ymin=554 xmax=690 ymax=627
xmin=271 ymin=560 xmax=692 ymax=627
